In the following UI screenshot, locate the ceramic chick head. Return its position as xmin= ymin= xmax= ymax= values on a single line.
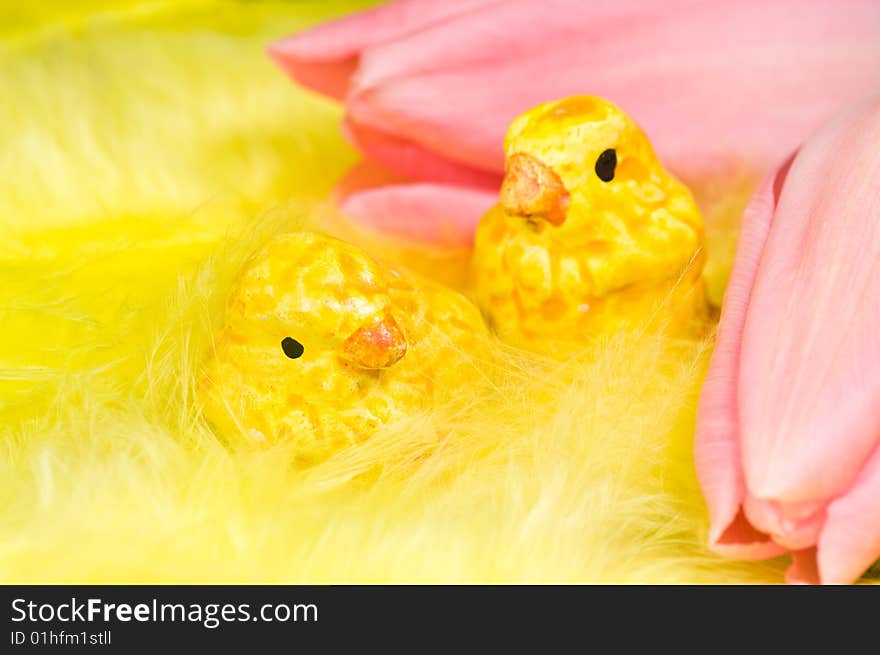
xmin=470 ymin=95 xmax=706 ymax=357
xmin=199 ymin=232 xmax=487 ymax=465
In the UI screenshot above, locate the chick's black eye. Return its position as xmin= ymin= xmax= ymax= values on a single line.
xmin=281 ymin=337 xmax=304 ymax=359
xmin=595 ymin=148 xmax=617 ymax=182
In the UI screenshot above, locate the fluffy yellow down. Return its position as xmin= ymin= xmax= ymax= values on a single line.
xmin=1 ymin=0 xmax=792 ymax=583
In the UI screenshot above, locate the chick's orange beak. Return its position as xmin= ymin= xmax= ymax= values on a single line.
xmin=339 ymin=313 xmax=407 ymax=369
xmin=500 ymin=152 xmax=570 ymax=226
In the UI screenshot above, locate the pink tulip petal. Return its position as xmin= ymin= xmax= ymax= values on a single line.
xmin=345 ymin=0 xmax=880 ymax=180
xmin=268 ymin=51 xmax=358 ymax=100
xmin=338 ymin=182 xmax=497 ymax=245
xmin=743 ymin=494 xmax=825 ymax=551
xmin=695 ymin=157 xmax=793 ymax=560
xmin=698 ymin=97 xmax=880 ymax=582
xmin=816 ymin=442 xmax=880 ymax=584
xmin=342 ymin=117 xmax=501 ymax=187
xmin=269 ymin=0 xmax=503 ymax=99
xmin=738 ymin=98 xmax=880 ymax=513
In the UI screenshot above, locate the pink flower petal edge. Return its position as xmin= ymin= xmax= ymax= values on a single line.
xmin=268 ymin=0 xmax=502 ymax=99
xmin=342 ymin=117 xmax=500 ymax=188
xmin=334 ymin=163 xmax=497 ymax=245
xmin=694 ymin=158 xmax=792 ymax=562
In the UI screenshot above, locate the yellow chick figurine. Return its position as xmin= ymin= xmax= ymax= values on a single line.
xmin=199 ymin=232 xmax=487 ymax=465
xmin=469 ymin=95 xmax=706 ymax=357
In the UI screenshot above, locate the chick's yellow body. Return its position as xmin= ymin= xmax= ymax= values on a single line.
xmin=199 ymin=232 xmax=487 ymax=464
xmin=470 ymin=96 xmax=706 ymax=357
